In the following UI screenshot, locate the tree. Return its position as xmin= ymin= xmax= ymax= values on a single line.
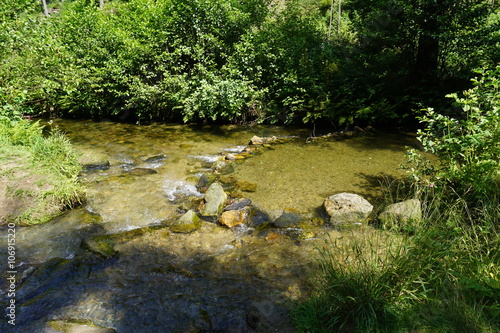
xmin=41 ymin=0 xmax=48 ymax=16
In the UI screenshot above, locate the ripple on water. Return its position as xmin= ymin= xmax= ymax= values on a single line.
xmin=163 ymin=178 xmax=203 ymax=202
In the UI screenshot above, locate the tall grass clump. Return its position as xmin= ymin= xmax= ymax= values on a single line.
xmin=0 ymin=97 xmax=84 ymax=224
xmin=292 ymin=66 xmax=500 ymax=332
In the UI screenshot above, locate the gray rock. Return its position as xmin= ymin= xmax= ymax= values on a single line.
xmin=378 ymin=199 xmax=422 ymax=230
xmin=200 ymin=183 xmax=227 ymax=217
xmin=225 ymin=198 xmax=252 ymax=211
xmin=272 ymin=211 xmax=303 ymax=228
xmin=324 ymin=192 xmax=373 ymax=225
xmin=143 ymin=154 xmax=167 ymax=163
xmin=169 ymin=210 xmax=202 ymax=233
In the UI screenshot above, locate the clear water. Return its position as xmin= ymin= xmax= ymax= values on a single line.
xmin=0 ymin=120 xmax=419 ymax=332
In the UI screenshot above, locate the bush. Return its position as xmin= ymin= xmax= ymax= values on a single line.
xmin=413 ymin=65 xmax=500 ymax=200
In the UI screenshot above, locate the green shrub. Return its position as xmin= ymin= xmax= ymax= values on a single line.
xmin=408 ymin=66 xmax=500 ymax=200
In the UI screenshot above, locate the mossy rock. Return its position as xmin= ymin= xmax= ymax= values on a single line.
xmin=236 ymin=180 xmax=257 ymax=192
xmin=169 ymin=210 xmax=202 ymax=233
xmin=82 ymin=235 xmax=118 ymax=257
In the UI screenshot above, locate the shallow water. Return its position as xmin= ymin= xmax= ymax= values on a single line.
xmin=232 ymin=132 xmax=420 ymax=216
xmin=0 ymin=120 xmax=418 ymax=332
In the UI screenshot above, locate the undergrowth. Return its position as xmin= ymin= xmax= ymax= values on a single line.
xmin=0 ymin=118 xmax=84 ymax=224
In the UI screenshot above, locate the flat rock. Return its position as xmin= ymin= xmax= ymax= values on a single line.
xmin=324 ymin=192 xmax=373 ymax=225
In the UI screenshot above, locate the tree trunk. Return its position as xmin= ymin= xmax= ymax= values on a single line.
xmin=99 ymin=0 xmax=104 ymax=9
xmin=41 ymin=0 xmax=49 ymax=17
xmin=414 ymin=3 xmax=440 ymax=86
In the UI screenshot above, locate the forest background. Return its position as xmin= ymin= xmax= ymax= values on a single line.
xmin=1 ymin=0 xmax=499 ymax=126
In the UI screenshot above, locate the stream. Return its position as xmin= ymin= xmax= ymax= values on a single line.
xmin=1 ymin=120 xmax=421 ymax=332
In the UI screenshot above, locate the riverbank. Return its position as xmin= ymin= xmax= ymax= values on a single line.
xmin=0 ymin=119 xmax=84 ymax=225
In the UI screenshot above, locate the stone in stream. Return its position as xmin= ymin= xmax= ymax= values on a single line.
xmin=78 ymin=150 xmax=110 ymax=172
xmin=225 ymin=198 xmax=252 ymax=211
xmin=272 ymin=210 xmax=303 ymax=228
xmin=0 ymin=208 xmax=103 ymax=267
xmin=125 ymin=168 xmax=157 ymax=176
xmin=200 ymin=183 xmax=227 ymax=217
xmin=197 ymin=172 xmax=216 ymax=189
xmin=249 ymin=135 xmax=264 ymax=145
xmin=169 ymin=210 xmax=202 ymax=233
xmin=378 ymin=198 xmax=422 ymax=231
xmin=219 ymin=209 xmax=248 ymax=228
xmin=143 ymin=154 xmax=167 ymax=163
xmin=323 ymin=192 xmax=373 ymax=226
xmin=82 ymin=235 xmax=118 ymax=257
xmin=212 ymin=160 xmax=234 ymax=175
xmin=236 ymin=179 xmax=257 ymax=192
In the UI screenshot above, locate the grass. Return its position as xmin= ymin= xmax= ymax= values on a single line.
xmin=292 ymin=183 xmax=500 ymax=332
xmin=0 ymin=118 xmax=84 ymax=224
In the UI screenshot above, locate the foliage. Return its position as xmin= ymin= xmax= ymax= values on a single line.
xmin=413 ymin=66 xmax=500 ymax=199
xmin=293 ymin=65 xmax=500 ymax=332
xmin=293 ymin=187 xmax=500 ymax=332
xmin=0 ymin=117 xmax=84 ymax=224
xmin=2 ymin=0 xmax=497 ymax=126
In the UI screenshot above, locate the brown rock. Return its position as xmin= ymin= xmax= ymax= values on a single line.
xmin=219 ymin=209 xmax=247 ymax=228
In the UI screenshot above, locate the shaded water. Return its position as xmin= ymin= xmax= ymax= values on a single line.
xmin=1 ymin=120 xmax=418 ymax=332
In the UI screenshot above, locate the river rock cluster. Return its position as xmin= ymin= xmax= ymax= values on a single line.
xmin=168 ymin=135 xmax=423 ymax=236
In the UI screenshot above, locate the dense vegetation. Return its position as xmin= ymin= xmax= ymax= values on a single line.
xmin=0 ymin=108 xmax=83 ymax=224
xmin=0 ymin=0 xmax=499 ymax=330
xmin=1 ymin=0 xmax=499 ymax=125
xmin=293 ymin=68 xmax=500 ymax=332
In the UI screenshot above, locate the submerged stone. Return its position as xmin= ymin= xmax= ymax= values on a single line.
xmin=125 ymin=168 xmax=158 ymax=176
xmin=0 ymin=208 xmax=103 ymax=265
xmin=143 ymin=154 xmax=167 ymax=163
xmin=170 ymin=210 xmax=202 ymax=233
xmin=79 ymin=151 xmax=110 ymax=172
xmin=236 ymin=180 xmax=257 ymax=192
xmin=197 ymin=173 xmax=216 ymax=189
xmin=212 ymin=160 xmax=234 ymax=175
xmin=200 ymin=183 xmax=227 ymax=217
xmin=82 ymin=235 xmax=118 ymax=257
xmin=324 ymin=192 xmax=373 ymax=225
xmin=272 ymin=211 xmax=303 ymax=228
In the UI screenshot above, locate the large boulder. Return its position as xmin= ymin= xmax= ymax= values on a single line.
xmin=200 ymin=183 xmax=227 ymax=217
xmin=378 ymin=199 xmax=422 ymax=230
xmin=169 ymin=210 xmax=202 ymax=233
xmin=323 ymin=192 xmax=373 ymax=225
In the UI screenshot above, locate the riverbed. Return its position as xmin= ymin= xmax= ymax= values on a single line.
xmin=0 ymin=120 xmax=419 ymax=332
